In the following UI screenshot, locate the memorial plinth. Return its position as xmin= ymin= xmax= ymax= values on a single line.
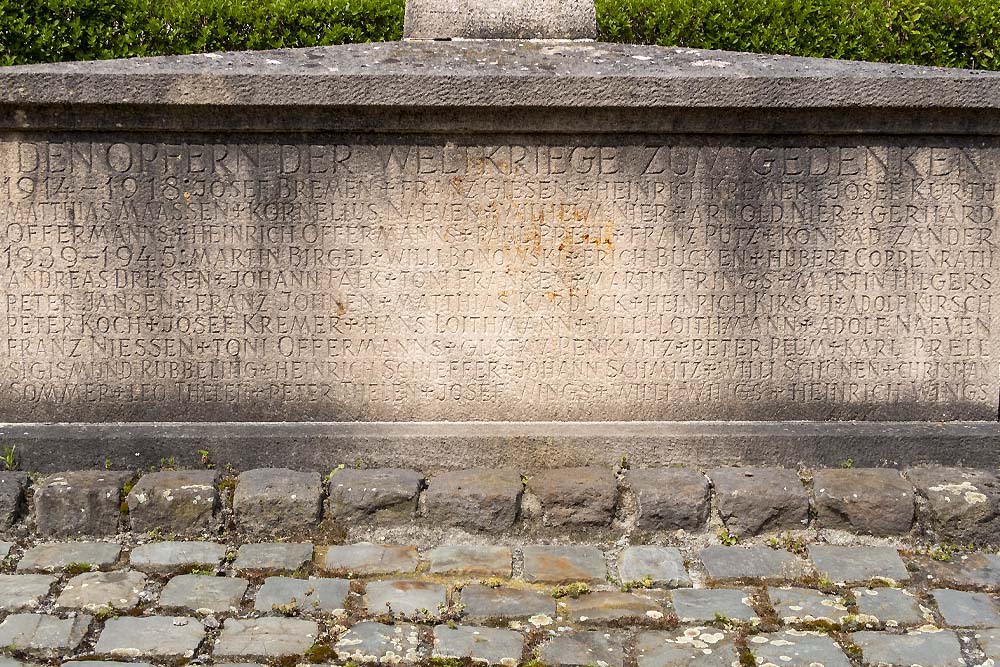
xmin=0 ymin=42 xmax=999 ymax=468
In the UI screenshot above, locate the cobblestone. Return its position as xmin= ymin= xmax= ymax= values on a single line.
xmin=233 ymin=468 xmax=322 ymax=536
xmin=700 ymin=546 xmax=807 ymax=582
xmin=459 ymin=585 xmax=555 ymax=621
xmin=853 ymin=587 xmax=928 ymax=628
xmin=671 ymin=589 xmax=758 ymax=623
xmin=813 ymin=469 xmax=915 ymax=536
xmin=323 ymin=543 xmax=419 ymax=576
xmin=335 ymin=621 xmax=426 ymax=663
xmin=747 ymin=631 xmax=850 ymax=667
xmin=538 ymin=631 xmax=624 ymax=667
xmin=850 ymin=630 xmax=964 ymax=667
xmin=34 ymin=471 xmax=131 ymax=538
xmin=424 ymin=468 xmax=523 ymax=532
xmin=618 ymin=546 xmax=691 ymax=588
xmin=709 ymin=468 xmax=809 ymax=536
xmin=635 ymin=628 xmax=738 ymax=667
xmin=808 ymin=545 xmax=909 ymax=584
xmin=433 ymin=625 xmax=523 ymax=666
xmin=129 ymin=541 xmax=227 ymax=573
xmin=327 ymin=468 xmax=423 ymax=523
xmin=923 ymin=552 xmax=1000 ymax=589
xmin=629 ymin=468 xmax=710 ymax=532
xmin=0 ymin=614 xmax=91 ymax=654
xmin=213 ymin=617 xmax=320 ymax=658
xmin=559 ymin=591 xmax=662 ymax=624
xmin=530 ymin=467 xmax=618 ymax=528
xmin=93 ymin=616 xmax=204 ymax=659
xmin=365 ymin=579 xmax=448 ymax=618
xmin=0 ymin=472 xmax=28 ymax=530
xmin=159 ymin=574 xmax=249 ymax=614
xmin=521 ymin=545 xmax=607 ymax=583
xmin=906 ymin=467 xmax=1000 ymax=544
xmin=0 ymin=541 xmax=10 ymax=559
xmin=17 ymin=542 xmax=121 ymax=572
xmin=125 ymin=470 xmax=218 ymax=534
xmin=426 ymin=545 xmax=511 ymax=576
xmin=978 ymin=629 xmax=1000 ymax=660
xmin=233 ymin=543 xmax=313 ymax=572
xmin=931 ymin=588 xmax=1000 ymax=627
xmin=55 ymin=570 xmax=146 ymax=611
xmin=0 ymin=574 xmax=56 ymax=611
xmin=254 ymin=576 xmax=349 ymax=614
xmin=768 ymin=587 xmax=849 ymax=624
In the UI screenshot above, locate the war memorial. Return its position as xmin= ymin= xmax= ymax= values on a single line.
xmin=0 ymin=0 xmax=998 ymax=661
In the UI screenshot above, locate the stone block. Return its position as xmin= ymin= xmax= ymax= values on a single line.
xmin=538 ymin=631 xmax=624 ymax=667
xmin=126 ymin=469 xmax=218 ymax=534
xmin=335 ymin=622 xmax=427 ymax=664
xmin=327 ymin=468 xmax=423 ymax=522
xmin=0 ymin=541 xmax=10 ymax=559
xmin=159 ymin=574 xmax=249 ymax=614
xmin=529 ymin=467 xmax=618 ymax=528
xmin=0 ymin=471 xmax=28 ymax=531
xmin=813 ymin=469 xmax=915 ymax=535
xmin=233 ymin=468 xmax=323 ymax=536
xmin=558 ymin=591 xmax=662 ymax=623
xmin=254 ymin=576 xmax=350 ymax=614
xmin=404 ymin=0 xmax=596 ymax=40
xmin=56 ymin=570 xmax=146 ymax=611
xmin=129 ymin=541 xmax=227 ymax=573
xmin=234 ymin=543 xmax=313 ymax=572
xmin=671 ymin=589 xmax=758 ymax=623
xmin=922 ymin=552 xmax=1000 ymax=588
xmin=747 ymin=632 xmax=850 ymax=667
xmin=618 ymin=546 xmax=691 ymax=588
xmin=980 ymin=629 xmax=1000 ymax=660
xmin=906 ymin=467 xmax=1000 ymax=544
xmin=709 ymin=467 xmax=809 ymax=536
xmin=769 ymin=587 xmax=849 ymax=624
xmin=0 ymin=614 xmax=91 ymax=654
xmin=424 ymin=468 xmax=522 ymax=532
xmin=850 ymin=631 xmax=964 ymax=667
xmin=629 ymin=468 xmax=710 ymax=532
xmin=365 ymin=580 xmax=448 ymax=618
xmin=213 ymin=618 xmax=320 ymax=659
xmin=699 ymin=546 xmax=807 ymax=582
xmin=17 ymin=542 xmax=121 ymax=572
xmin=323 ymin=543 xmax=419 ymax=576
xmin=34 ymin=471 xmax=131 ymax=538
xmin=460 ymin=585 xmax=555 ymax=621
xmin=432 ymin=625 xmax=524 ymax=666
xmin=809 ymin=546 xmax=909 ymax=585
xmin=0 ymin=574 xmax=56 ymax=611
xmin=426 ymin=545 xmax=511 ymax=576
xmin=931 ymin=589 xmax=1000 ymax=628
xmin=635 ymin=629 xmax=739 ymax=667
xmin=853 ymin=588 xmax=928 ymax=628
xmin=94 ymin=616 xmax=205 ymax=659
xmin=522 ymin=545 xmax=607 ymax=584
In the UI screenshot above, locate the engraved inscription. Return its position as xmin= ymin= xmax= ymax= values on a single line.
xmin=0 ymin=134 xmax=996 ymax=420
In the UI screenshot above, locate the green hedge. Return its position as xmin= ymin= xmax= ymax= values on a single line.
xmin=1 ymin=0 xmax=998 ymax=69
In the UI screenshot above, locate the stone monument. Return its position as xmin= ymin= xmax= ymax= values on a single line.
xmin=0 ymin=0 xmax=997 ymax=469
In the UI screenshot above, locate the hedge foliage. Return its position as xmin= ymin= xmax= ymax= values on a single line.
xmin=1 ymin=0 xmax=998 ymax=70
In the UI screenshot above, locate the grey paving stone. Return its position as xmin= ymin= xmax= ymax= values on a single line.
xmin=56 ymin=570 xmax=146 ymax=611
xmin=34 ymin=471 xmax=131 ymax=538
xmin=809 ymin=545 xmax=910 ymax=584
xmin=426 ymin=545 xmax=512 ymax=576
xmin=851 ymin=630 xmax=965 ymax=667
xmin=978 ymin=628 xmax=1000 ymax=660
xmin=424 ymin=468 xmax=523 ymax=532
xmin=233 ymin=468 xmax=323 ymax=536
xmin=906 ymin=467 xmax=1000 ymax=544
xmin=747 ymin=631 xmax=851 ymax=667
xmin=67 ymin=662 xmax=154 ymax=667
xmin=559 ymin=591 xmax=662 ymax=623
xmin=0 ymin=541 xmax=10 ymax=559
xmin=813 ymin=469 xmax=915 ymax=536
xmin=700 ymin=546 xmax=807 ymax=582
xmin=234 ymin=543 xmax=313 ymax=572
xmin=327 ymin=468 xmax=423 ymax=523
xmin=853 ymin=588 xmax=928 ymax=628
xmin=635 ymin=628 xmax=739 ymax=667
xmin=0 ymin=574 xmax=56 ymax=611
xmin=460 ymin=585 xmax=555 ymax=621
xmin=93 ymin=616 xmax=205 ymax=659
xmin=709 ymin=468 xmax=809 ymax=536
xmin=629 ymin=468 xmax=711 ymax=532
xmin=334 ymin=621 xmax=427 ymax=663
xmin=365 ymin=579 xmax=448 ymax=618
xmin=213 ymin=617 xmax=320 ymax=658
xmin=17 ymin=542 xmax=121 ymax=572
xmin=159 ymin=574 xmax=249 ymax=614
xmin=529 ymin=467 xmax=618 ymax=528
xmin=0 ymin=614 xmax=92 ymax=654
xmin=538 ymin=631 xmax=624 ymax=667
xmin=324 ymin=543 xmax=419 ymax=576
xmin=671 ymin=589 xmax=759 ymax=623
xmin=769 ymin=587 xmax=849 ymax=624
xmin=254 ymin=576 xmax=350 ymax=614
xmin=522 ymin=545 xmax=607 ymax=584
xmin=433 ymin=625 xmax=523 ymax=666
xmin=126 ymin=469 xmax=218 ymax=534
xmin=931 ymin=589 xmax=1000 ymax=628
xmin=0 ymin=659 xmax=24 ymax=667
xmin=924 ymin=552 xmax=1000 ymax=589
xmin=619 ymin=546 xmax=691 ymax=588
xmin=0 ymin=471 xmax=28 ymax=530
xmin=129 ymin=540 xmax=227 ymax=572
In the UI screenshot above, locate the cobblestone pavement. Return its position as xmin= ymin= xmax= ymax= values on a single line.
xmin=0 ymin=464 xmax=998 ymax=665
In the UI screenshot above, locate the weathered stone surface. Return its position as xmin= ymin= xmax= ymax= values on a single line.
xmin=979 ymin=629 xmax=1000 ymax=660
xmin=94 ymin=616 xmax=204 ymax=659
xmin=17 ymin=542 xmax=121 ymax=572
xmin=906 ymin=467 xmax=1000 ymax=544
xmin=931 ymin=589 xmax=1000 ymax=627
xmin=404 ymin=0 xmax=596 ymax=40
xmin=34 ymin=471 xmax=130 ymax=538
xmin=460 ymin=585 xmax=555 ymax=621
xmin=0 ymin=614 xmax=91 ymax=654
xmin=699 ymin=546 xmax=806 ymax=582
xmin=709 ymin=468 xmax=809 ymax=536
xmin=234 ymin=543 xmax=313 ymax=572
xmin=56 ymin=570 xmax=146 ymax=611
xmin=635 ymin=628 xmax=739 ymax=667
xmin=813 ymin=469 xmax=915 ymax=535
xmin=0 ymin=574 xmax=56 ymax=611
xmin=769 ymin=587 xmax=849 ymax=624
xmin=126 ymin=470 xmax=218 ymax=534
xmin=618 ymin=546 xmax=691 ymax=588
xmin=129 ymin=541 xmax=227 ymax=573
xmin=426 ymin=545 xmax=512 ymax=576
xmin=853 ymin=588 xmax=928 ymax=628
xmin=747 ymin=631 xmax=850 ymax=667
xmin=0 ymin=472 xmax=28 ymax=530
xmin=327 ymin=468 xmax=423 ymax=523
xmin=809 ymin=546 xmax=909 ymax=584
xmin=254 ymin=576 xmax=350 ymax=614
xmin=671 ymin=589 xmax=758 ymax=623
xmin=323 ymin=543 xmax=419 ymax=576
xmin=233 ymin=468 xmax=323 ymax=536
xmin=851 ymin=630 xmax=964 ymax=667
xmin=335 ymin=621 xmax=427 ymax=664
xmin=0 ymin=541 xmax=10 ymax=559
xmin=424 ymin=469 xmax=522 ymax=532
xmin=529 ymin=467 xmax=618 ymax=528
xmin=538 ymin=631 xmax=624 ymax=667
xmin=69 ymin=662 xmax=154 ymax=667
xmin=365 ymin=580 xmax=448 ymax=618
xmin=628 ymin=469 xmax=710 ymax=532
xmin=433 ymin=625 xmax=524 ymax=666
xmin=922 ymin=552 xmax=1000 ymax=588
xmin=159 ymin=574 xmax=249 ymax=614
xmin=213 ymin=618 xmax=319 ymax=658
xmin=522 ymin=545 xmax=607 ymax=584
xmin=559 ymin=591 xmax=661 ymax=623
